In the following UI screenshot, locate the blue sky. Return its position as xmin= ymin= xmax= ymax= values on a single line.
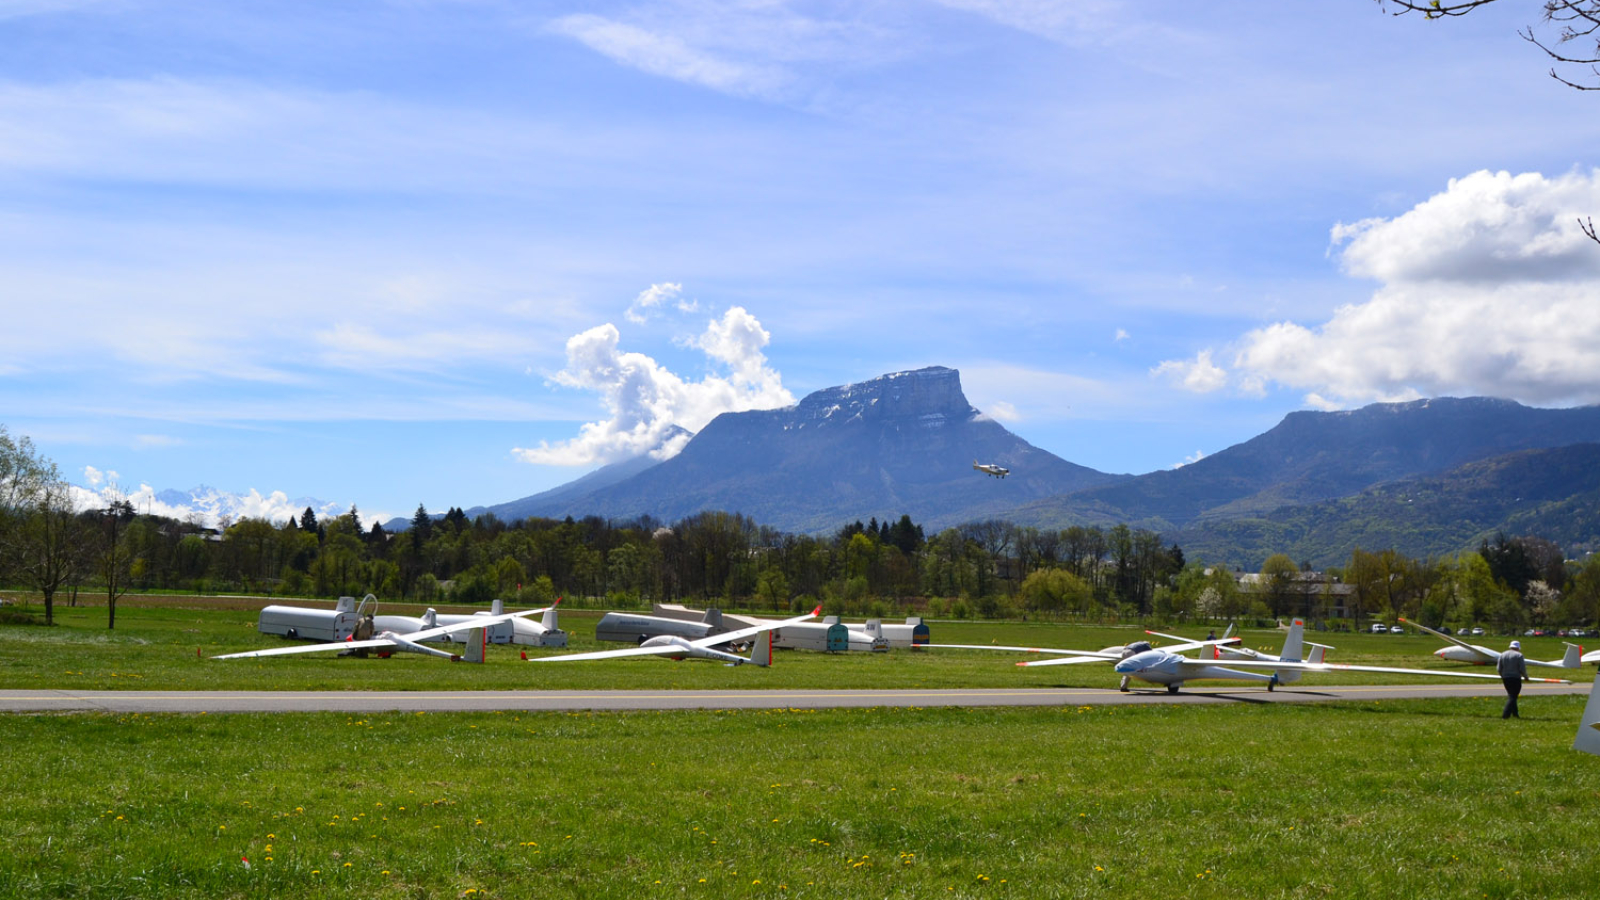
xmin=5 ymin=1 xmax=1600 ymax=527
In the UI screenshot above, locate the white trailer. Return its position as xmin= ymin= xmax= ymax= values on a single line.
xmin=769 ymin=620 xmax=851 ymax=652
xmin=256 ymin=595 xmax=361 ymax=642
xmin=595 ymin=608 xmax=732 ymax=644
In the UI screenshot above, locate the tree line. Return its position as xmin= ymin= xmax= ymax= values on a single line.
xmin=4 ymin=424 xmax=1595 ymax=631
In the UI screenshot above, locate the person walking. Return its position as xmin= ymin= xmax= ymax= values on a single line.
xmin=1498 ymin=639 xmax=1529 ymax=719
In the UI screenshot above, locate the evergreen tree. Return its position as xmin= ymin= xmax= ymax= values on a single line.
xmin=299 ymin=506 xmax=319 ymax=533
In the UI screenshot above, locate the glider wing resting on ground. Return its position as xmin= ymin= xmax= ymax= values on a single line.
xmin=530 ymin=606 xmax=824 ymax=666
xmin=213 ymin=606 xmax=554 ymax=662
xmin=933 ymin=620 xmax=1572 ymax=693
xmin=1399 ymin=617 xmax=1582 ymax=669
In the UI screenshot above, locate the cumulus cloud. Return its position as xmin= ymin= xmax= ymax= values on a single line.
xmin=514 ymin=305 xmax=794 ymax=467
xmin=1151 ymin=349 xmax=1226 ymax=393
xmin=1232 ymin=169 xmax=1600 ymax=407
xmin=625 ymin=282 xmax=697 ymax=324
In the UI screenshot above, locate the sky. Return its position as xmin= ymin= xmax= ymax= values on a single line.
xmin=5 ymin=0 xmax=1600 ymax=528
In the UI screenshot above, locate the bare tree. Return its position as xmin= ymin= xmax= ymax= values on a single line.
xmin=101 ymin=498 xmax=135 ymax=629
xmin=1382 ymin=1 xmax=1600 ymax=244
xmin=1385 ymin=1 xmax=1600 ymax=88
xmin=15 ymin=481 xmax=88 ymax=626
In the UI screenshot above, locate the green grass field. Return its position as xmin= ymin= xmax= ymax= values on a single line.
xmin=2 ymin=597 xmax=1586 ymax=693
xmin=2 ymin=699 xmax=1597 ymax=899
xmin=4 ymin=597 xmax=1598 ymax=899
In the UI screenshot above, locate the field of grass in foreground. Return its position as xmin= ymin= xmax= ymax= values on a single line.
xmin=4 ymin=601 xmax=1586 ymax=693
xmin=3 ymin=698 xmax=1598 ymax=899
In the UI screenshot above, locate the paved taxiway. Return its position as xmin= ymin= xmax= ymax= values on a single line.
xmin=0 ymin=682 xmax=1587 ymax=714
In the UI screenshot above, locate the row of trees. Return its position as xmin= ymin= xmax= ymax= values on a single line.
xmin=4 ymin=424 xmax=1596 ymax=630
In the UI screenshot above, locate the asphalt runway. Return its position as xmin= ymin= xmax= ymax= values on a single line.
xmin=0 ymin=682 xmax=1587 ymax=714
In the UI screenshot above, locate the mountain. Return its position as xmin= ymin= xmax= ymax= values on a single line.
xmin=1171 ymin=443 xmax=1600 ymax=569
xmin=145 ymin=486 xmax=345 ymax=528
xmin=462 ymin=426 xmax=691 ymax=524
xmin=1009 ymin=397 xmax=1600 ymax=533
xmin=493 ymin=366 xmax=1126 ymax=533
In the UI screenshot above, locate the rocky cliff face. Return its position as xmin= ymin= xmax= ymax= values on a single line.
xmin=492 ymin=366 xmax=1124 ymax=533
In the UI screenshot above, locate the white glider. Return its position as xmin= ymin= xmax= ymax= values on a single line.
xmin=531 ymin=605 xmax=823 ymax=667
xmin=1146 ymin=626 xmax=1334 ymax=664
xmin=934 ymin=620 xmax=1570 ymax=693
xmin=1399 ymin=617 xmax=1582 ymax=669
xmin=213 ymin=606 xmax=554 ymax=662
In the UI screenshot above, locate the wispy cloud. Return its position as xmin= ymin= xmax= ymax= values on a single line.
xmin=548 ymin=13 xmax=791 ymax=99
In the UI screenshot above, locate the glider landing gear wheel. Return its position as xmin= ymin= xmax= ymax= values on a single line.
xmin=1166 ymin=684 xmax=1180 ymax=694
xmin=1119 ymin=676 xmax=1131 ymax=693
xmin=1268 ymin=673 xmax=1279 ymax=692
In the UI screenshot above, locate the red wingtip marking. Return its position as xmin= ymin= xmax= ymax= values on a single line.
xmin=811 ymin=605 xmax=822 ymax=616
xmin=553 ymin=597 xmax=562 ymax=606
xmin=1015 ymin=661 xmax=1028 ymax=666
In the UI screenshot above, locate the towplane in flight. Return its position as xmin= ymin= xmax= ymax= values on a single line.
xmin=972 ymin=461 xmax=1009 ymax=478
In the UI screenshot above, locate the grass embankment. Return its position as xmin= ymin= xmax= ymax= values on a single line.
xmin=1 ymin=601 xmax=1589 ymax=692
xmin=1 ymin=700 xmax=1596 ymax=899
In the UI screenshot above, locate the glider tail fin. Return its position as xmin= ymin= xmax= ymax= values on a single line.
xmin=749 ymin=630 xmax=773 ymax=667
xmin=464 ymin=627 xmax=487 ymax=664
xmin=1305 ymin=642 xmax=1332 ymax=665
xmin=1562 ymin=642 xmax=1583 ymax=668
xmin=1274 ymin=619 xmax=1307 ymax=684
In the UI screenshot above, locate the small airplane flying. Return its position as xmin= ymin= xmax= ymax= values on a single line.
xmin=213 ymin=606 xmax=554 ymax=662
xmin=530 ymin=605 xmax=823 ymax=666
xmin=934 ymin=620 xmax=1571 ymax=693
xmin=972 ymin=461 xmax=1009 ymax=478
xmin=1398 ymin=618 xmax=1583 ymax=669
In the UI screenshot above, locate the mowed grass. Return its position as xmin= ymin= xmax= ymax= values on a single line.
xmin=3 ymin=600 xmax=1586 ymax=692
xmin=2 ymin=699 xmax=1598 ymax=899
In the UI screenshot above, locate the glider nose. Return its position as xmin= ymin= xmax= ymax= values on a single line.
xmin=1113 ymin=658 xmax=1139 ymax=674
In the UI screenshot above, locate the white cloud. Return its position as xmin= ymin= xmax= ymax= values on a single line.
xmin=1235 ymin=169 xmax=1600 ymax=407
xmin=1113 ymin=328 xmax=1129 ymax=342
xmin=1151 ymin=349 xmax=1226 ymax=393
xmin=513 ymin=306 xmax=794 ymax=467
xmin=548 ymin=13 xmax=791 ymax=100
xmin=927 ymin=0 xmax=1124 ymax=45
xmin=988 ymin=400 xmax=1021 ymax=422
xmin=625 ymin=282 xmax=692 ymax=324
xmin=67 ymin=479 xmax=338 ymax=529
xmin=1173 ymin=449 xmax=1205 ymax=468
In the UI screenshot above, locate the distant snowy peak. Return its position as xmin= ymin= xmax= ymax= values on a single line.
xmin=73 ymin=482 xmax=348 ymax=530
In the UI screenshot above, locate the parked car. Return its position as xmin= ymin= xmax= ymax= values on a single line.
xmin=1389 ymin=625 xmax=1405 ymax=634
xmin=1471 ymin=627 xmax=1485 ymax=636
xmin=1370 ymin=622 xmax=1390 ymax=634
xmin=1525 ymin=629 xmax=1539 ymax=636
